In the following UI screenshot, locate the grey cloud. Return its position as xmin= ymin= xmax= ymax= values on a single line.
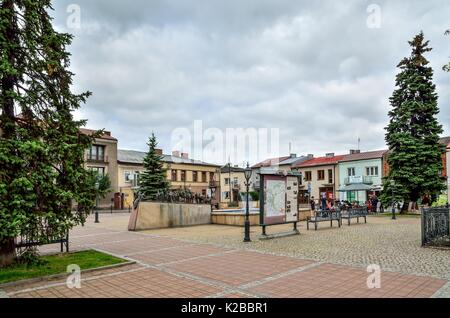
xmin=50 ymin=0 xmax=450 ymax=164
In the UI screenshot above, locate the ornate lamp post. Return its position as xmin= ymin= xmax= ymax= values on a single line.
xmin=390 ymin=179 xmax=396 ymax=220
xmin=244 ymin=162 xmax=252 ymax=242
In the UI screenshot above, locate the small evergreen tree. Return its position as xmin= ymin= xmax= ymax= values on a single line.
xmin=381 ymin=32 xmax=445 ymax=210
xmin=139 ymin=133 xmax=169 ymax=200
xmin=0 ymin=0 xmax=96 ymax=266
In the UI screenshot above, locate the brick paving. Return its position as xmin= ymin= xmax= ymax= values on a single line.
xmin=1 ymin=213 xmax=449 ymax=298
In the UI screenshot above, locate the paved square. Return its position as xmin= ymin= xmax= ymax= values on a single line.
xmin=1 ymin=213 xmax=449 ymax=298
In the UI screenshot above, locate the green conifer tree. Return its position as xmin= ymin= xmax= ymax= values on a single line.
xmin=139 ymin=133 xmax=169 ymax=200
xmin=381 ymin=32 xmax=445 ymax=210
xmin=0 ymin=0 xmax=96 ymax=266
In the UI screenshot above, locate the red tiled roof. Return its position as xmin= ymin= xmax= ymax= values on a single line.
xmin=251 ymin=156 xmax=291 ymax=168
xmin=339 ymin=150 xmax=388 ymax=162
xmin=294 ymin=155 xmax=345 ymax=168
xmin=80 ymin=128 xmax=117 ymax=141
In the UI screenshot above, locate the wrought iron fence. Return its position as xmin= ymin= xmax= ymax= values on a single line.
xmin=16 ymin=216 xmax=69 ymax=254
xmin=421 ymin=207 xmax=450 ymax=248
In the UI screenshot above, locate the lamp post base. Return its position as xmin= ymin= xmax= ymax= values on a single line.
xmin=244 ymin=220 xmax=251 ymax=242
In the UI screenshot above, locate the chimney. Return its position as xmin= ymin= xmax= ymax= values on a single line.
xmin=181 ymin=153 xmax=189 ymax=159
xmin=307 ymin=154 xmax=314 ymax=159
xmin=155 ymin=148 xmax=163 ymax=156
xmin=349 ymin=149 xmax=361 ymax=154
xmin=325 ymin=153 xmax=335 ymax=158
xmin=290 ymin=154 xmax=297 ymax=158
xmin=172 ymin=150 xmax=181 ymax=157
xmin=104 ymin=131 xmax=111 ymax=136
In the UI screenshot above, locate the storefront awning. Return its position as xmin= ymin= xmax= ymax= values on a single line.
xmin=338 ymin=183 xmax=374 ymax=192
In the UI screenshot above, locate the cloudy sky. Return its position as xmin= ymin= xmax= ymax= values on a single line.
xmin=51 ymin=0 xmax=450 ymax=165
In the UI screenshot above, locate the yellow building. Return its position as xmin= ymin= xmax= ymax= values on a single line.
xmin=118 ymin=149 xmax=220 ymax=207
xmin=81 ymin=128 xmax=119 ymax=207
xmin=219 ymin=165 xmax=247 ymax=208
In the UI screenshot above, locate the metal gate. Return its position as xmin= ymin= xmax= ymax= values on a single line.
xmin=421 ymin=207 xmax=450 ymax=248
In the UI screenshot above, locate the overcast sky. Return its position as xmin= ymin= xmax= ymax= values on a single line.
xmin=51 ymin=0 xmax=450 ymax=166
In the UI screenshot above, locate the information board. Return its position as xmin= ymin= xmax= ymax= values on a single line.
xmin=261 ymin=174 xmax=299 ymax=225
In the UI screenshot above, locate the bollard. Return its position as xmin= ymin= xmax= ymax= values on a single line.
xmin=95 ymin=210 xmax=99 ymax=223
xmin=128 ymin=205 xmax=131 ymax=213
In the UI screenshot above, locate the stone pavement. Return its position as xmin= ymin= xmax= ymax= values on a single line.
xmin=1 ymin=213 xmax=449 ymax=298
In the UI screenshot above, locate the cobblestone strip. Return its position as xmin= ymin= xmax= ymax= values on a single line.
xmin=432 ymin=281 xmax=450 ymax=298
xmin=125 ymin=243 xmax=199 ymax=256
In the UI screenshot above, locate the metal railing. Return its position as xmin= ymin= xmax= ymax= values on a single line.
xmin=421 ymin=207 xmax=450 ymax=248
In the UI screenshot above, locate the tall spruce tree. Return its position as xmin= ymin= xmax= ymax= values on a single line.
xmin=0 ymin=0 xmax=97 ymax=266
xmin=381 ymin=32 xmax=445 ymax=210
xmin=139 ymin=133 xmax=169 ymax=200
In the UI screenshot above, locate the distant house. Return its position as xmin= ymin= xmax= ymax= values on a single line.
xmin=117 ymin=149 xmax=220 ymax=208
xmin=250 ymin=154 xmax=313 ymax=192
xmin=219 ymin=165 xmax=246 ymax=207
xmin=81 ymin=128 xmax=119 ymax=207
xmin=292 ymin=153 xmax=344 ymax=205
xmin=337 ymin=150 xmax=388 ymax=204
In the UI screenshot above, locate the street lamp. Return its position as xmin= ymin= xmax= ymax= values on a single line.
xmin=390 ymin=179 xmax=396 ymax=220
xmin=244 ymin=162 xmax=252 ymax=242
xmin=94 ymin=181 xmax=100 ymax=223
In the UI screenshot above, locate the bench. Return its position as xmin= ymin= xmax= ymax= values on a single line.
xmin=341 ymin=207 xmax=368 ymax=225
xmin=306 ymin=210 xmax=341 ymax=231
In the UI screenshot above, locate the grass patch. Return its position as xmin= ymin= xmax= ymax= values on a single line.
xmin=0 ymin=250 xmax=127 ymax=285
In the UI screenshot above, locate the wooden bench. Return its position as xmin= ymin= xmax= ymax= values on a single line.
xmin=306 ymin=210 xmax=341 ymax=231
xmin=341 ymin=207 xmax=368 ymax=225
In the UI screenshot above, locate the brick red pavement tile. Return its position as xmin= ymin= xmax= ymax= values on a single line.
xmin=2 ymin=263 xmax=144 ymax=294
xmin=164 ymin=250 xmax=313 ymax=286
xmin=246 ymin=263 xmax=447 ymax=298
xmin=131 ymin=244 xmax=231 ymax=265
xmin=11 ymin=268 xmax=223 ymax=298
xmin=94 ymin=236 xmax=191 ymax=255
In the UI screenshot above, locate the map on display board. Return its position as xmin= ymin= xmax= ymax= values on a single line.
xmin=262 ymin=174 xmax=299 ymax=225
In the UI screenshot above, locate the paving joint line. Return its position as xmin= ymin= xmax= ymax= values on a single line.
xmin=432 ymin=280 xmax=450 ymax=298
xmin=125 ymin=243 xmax=199 ymax=257
xmin=155 ymin=250 xmax=238 ymax=267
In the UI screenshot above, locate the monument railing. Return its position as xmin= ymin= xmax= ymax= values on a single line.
xmin=421 ymin=207 xmax=450 ymax=248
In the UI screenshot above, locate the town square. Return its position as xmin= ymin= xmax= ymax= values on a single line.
xmin=1 ymin=0 xmax=450 ymax=307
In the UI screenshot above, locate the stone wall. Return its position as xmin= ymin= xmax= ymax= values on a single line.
xmin=211 ymin=212 xmax=260 ymax=226
xmin=128 ymin=202 xmax=211 ymax=231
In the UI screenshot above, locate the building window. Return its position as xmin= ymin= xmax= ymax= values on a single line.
xmin=225 ymin=178 xmax=230 ymax=185
xmin=134 ymin=171 xmax=140 ymax=186
xmin=193 ymin=171 xmax=198 ymax=182
xmin=366 ymin=166 xmax=379 ymax=176
xmin=87 ymin=145 xmax=105 ymax=161
xmin=171 ymin=170 xmax=177 ymax=181
xmin=224 ymin=191 xmax=230 ymax=200
xmin=305 ymin=171 xmax=312 ymax=181
xmin=202 ymin=172 xmax=207 ymax=182
xmin=181 ymin=170 xmax=186 ymax=182
xmin=328 ymin=169 xmax=333 ymax=184
xmin=348 ymin=167 xmax=355 ymax=176
xmin=209 ymin=172 xmax=215 ymax=182
xmin=233 ymin=177 xmax=238 ymax=185
xmin=317 ymin=170 xmax=325 ymax=180
xmin=89 ymin=166 xmax=105 ymax=176
xmin=124 ymin=171 xmax=132 ymax=182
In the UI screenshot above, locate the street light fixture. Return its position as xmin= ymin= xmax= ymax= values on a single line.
xmin=244 ymin=162 xmax=252 ymax=242
xmin=390 ymin=179 xmax=396 ymax=220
